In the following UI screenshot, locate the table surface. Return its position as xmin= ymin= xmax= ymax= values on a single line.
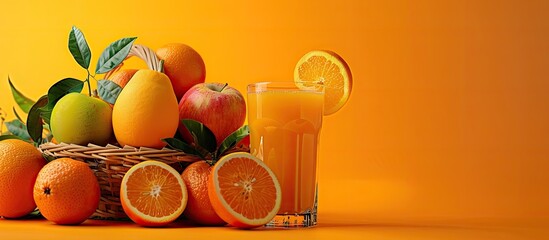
xmin=1 ymin=216 xmax=548 ymax=240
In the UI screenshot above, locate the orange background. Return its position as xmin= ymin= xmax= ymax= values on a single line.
xmin=1 ymin=0 xmax=548 ymax=227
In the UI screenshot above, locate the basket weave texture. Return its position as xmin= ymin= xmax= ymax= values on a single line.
xmin=39 ymin=142 xmax=247 ymax=219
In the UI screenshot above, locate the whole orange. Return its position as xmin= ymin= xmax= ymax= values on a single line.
xmin=108 ymin=68 xmax=139 ymax=88
xmin=33 ymin=158 xmax=100 ymax=225
xmin=156 ymin=43 xmax=206 ymax=100
xmin=0 ymin=139 xmax=46 ymax=218
xmin=181 ymin=161 xmax=225 ymax=225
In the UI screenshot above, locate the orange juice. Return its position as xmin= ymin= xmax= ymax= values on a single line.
xmin=247 ymin=82 xmax=323 ymax=227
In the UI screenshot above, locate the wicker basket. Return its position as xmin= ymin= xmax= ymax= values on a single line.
xmin=36 ymin=44 xmax=249 ymax=219
xmin=39 ymin=142 xmax=249 ymax=219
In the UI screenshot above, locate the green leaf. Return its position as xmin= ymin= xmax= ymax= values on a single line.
xmin=39 ymin=78 xmax=83 ymax=125
xmin=40 ymin=110 xmax=51 ymax=125
xmin=5 ymin=119 xmax=31 ymax=141
xmin=162 ymin=138 xmax=204 ymax=158
xmin=42 ymin=153 xmax=56 ymax=162
xmin=12 ymin=107 xmax=23 ymax=122
xmin=68 ymin=26 xmax=91 ymax=69
xmin=17 ymin=208 xmax=43 ymax=219
xmin=217 ymin=125 xmax=249 ymax=158
xmin=27 ymin=95 xmax=49 ymax=143
xmin=97 ymin=80 xmax=122 ymax=104
xmin=8 ymin=76 xmax=35 ymax=113
xmin=27 ymin=209 xmax=42 ymax=218
xmin=41 ymin=78 xmax=84 ymax=114
xmin=0 ymin=135 xmax=24 ymax=141
xmin=182 ymin=119 xmax=217 ymax=153
xmin=95 ymin=37 xmax=137 ymax=74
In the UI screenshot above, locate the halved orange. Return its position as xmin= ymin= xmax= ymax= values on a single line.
xmin=294 ymin=50 xmax=353 ymax=115
xmin=120 ymin=160 xmax=188 ymax=227
xmin=208 ymin=152 xmax=281 ymax=228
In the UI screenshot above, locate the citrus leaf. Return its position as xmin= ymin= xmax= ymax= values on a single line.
xmin=97 ymin=79 xmax=122 ymax=104
xmin=68 ymin=26 xmax=91 ymax=69
xmin=12 ymin=107 xmax=23 ymax=122
xmin=39 ymin=78 xmax=83 ymax=125
xmin=40 ymin=78 xmax=83 ymax=114
xmin=40 ymin=110 xmax=51 ymax=125
xmin=42 ymin=153 xmax=56 ymax=162
xmin=0 ymin=135 xmax=24 ymax=141
xmin=8 ymin=76 xmax=35 ymax=113
xmin=95 ymin=37 xmax=137 ymax=74
xmin=162 ymin=138 xmax=204 ymax=158
xmin=26 ymin=209 xmax=43 ymax=218
xmin=27 ymin=95 xmax=49 ymax=143
xmin=182 ymin=119 xmax=217 ymax=153
xmin=5 ymin=119 xmax=31 ymax=141
xmin=216 ymin=125 xmax=249 ymax=158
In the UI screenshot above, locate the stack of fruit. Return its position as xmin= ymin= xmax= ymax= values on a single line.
xmin=0 ymin=26 xmax=282 ymax=228
xmin=0 ymin=138 xmax=282 ymax=228
xmin=0 ymin=26 xmax=353 ymax=229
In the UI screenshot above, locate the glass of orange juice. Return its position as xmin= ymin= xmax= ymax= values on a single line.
xmin=247 ymin=81 xmax=324 ymax=227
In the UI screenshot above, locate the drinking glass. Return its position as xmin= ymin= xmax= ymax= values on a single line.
xmin=247 ymin=81 xmax=324 ymax=227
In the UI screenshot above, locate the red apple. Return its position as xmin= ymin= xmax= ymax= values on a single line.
xmin=178 ymin=83 xmax=246 ymax=146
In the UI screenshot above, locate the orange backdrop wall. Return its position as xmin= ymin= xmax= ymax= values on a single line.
xmin=1 ymin=0 xmax=548 ymax=224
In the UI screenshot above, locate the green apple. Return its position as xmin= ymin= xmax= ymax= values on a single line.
xmin=50 ymin=93 xmax=113 ymax=146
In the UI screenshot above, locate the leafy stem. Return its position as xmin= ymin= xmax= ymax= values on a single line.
xmin=85 ymin=69 xmax=92 ymax=96
xmin=2 ymin=26 xmax=136 ymax=145
xmin=89 ymin=73 xmax=98 ymax=81
xmin=163 ymin=120 xmax=249 ymax=164
xmin=0 ymin=107 xmax=6 ymax=135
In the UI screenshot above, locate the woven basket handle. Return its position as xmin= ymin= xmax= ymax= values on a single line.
xmin=104 ymin=44 xmax=162 ymax=79
xmin=128 ymin=44 xmax=163 ymax=71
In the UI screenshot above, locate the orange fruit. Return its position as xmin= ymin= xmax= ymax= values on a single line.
xmin=120 ymin=160 xmax=188 ymax=227
xmin=108 ymin=68 xmax=139 ymax=88
xmin=294 ymin=50 xmax=353 ymax=115
xmin=33 ymin=158 xmax=100 ymax=225
xmin=208 ymin=152 xmax=281 ymax=228
xmin=156 ymin=43 xmax=206 ymax=100
xmin=0 ymin=139 xmax=46 ymax=218
xmin=181 ymin=161 xmax=226 ymax=225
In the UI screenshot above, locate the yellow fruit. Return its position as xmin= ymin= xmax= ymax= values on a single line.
xmin=113 ymin=69 xmax=179 ymax=148
xmin=294 ymin=50 xmax=353 ymax=115
xmin=0 ymin=139 xmax=46 ymax=218
xmin=51 ymin=93 xmax=113 ymax=145
xmin=33 ymin=158 xmax=100 ymax=225
xmin=120 ymin=160 xmax=188 ymax=227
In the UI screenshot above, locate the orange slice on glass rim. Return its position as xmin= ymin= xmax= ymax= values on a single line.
xmin=208 ymin=152 xmax=281 ymax=228
xmin=294 ymin=50 xmax=353 ymax=115
xmin=120 ymin=160 xmax=188 ymax=227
